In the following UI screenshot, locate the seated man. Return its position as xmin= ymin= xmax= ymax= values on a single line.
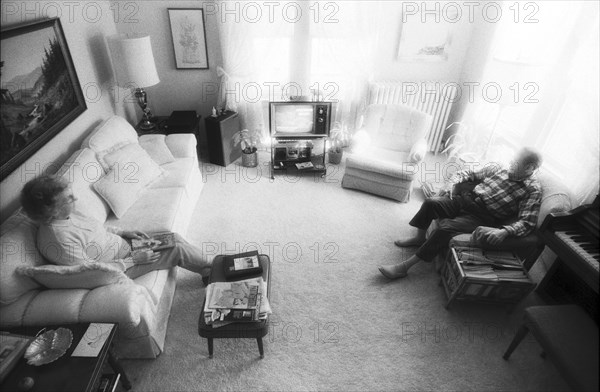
xmin=379 ymin=147 xmax=543 ymax=279
xmin=21 ymin=175 xmax=212 ymax=282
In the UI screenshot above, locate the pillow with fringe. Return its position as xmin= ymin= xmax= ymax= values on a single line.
xmin=16 ymin=263 xmax=130 ymax=290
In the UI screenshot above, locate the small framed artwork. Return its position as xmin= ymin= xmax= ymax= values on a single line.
xmin=168 ymin=8 xmax=209 ymax=69
xmin=397 ymin=8 xmax=456 ymax=62
xmin=0 ymin=18 xmax=87 ymax=180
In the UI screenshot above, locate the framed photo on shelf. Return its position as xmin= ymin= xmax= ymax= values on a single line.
xmin=0 ymin=18 xmax=87 ymax=180
xmin=168 ymin=8 xmax=209 ymax=69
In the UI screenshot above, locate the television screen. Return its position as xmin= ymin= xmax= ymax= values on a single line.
xmin=274 ymin=105 xmax=314 ymax=134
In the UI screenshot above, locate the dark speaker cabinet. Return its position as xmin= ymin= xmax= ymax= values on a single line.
xmin=205 ymin=111 xmax=242 ymax=167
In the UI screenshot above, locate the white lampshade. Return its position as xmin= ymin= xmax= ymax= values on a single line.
xmin=109 ymin=35 xmax=160 ymax=88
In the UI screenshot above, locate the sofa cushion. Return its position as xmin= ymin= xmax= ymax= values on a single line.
xmin=56 ymin=148 xmax=110 ymax=223
xmin=93 ymin=144 xmax=164 ymax=218
xmin=139 ymin=135 xmax=176 ymax=165
xmin=16 ymin=262 xmax=130 ymax=289
xmin=102 ymin=143 xmax=164 ymax=186
xmin=81 ymin=116 xmax=139 ymax=154
xmin=105 ymin=187 xmax=188 ymax=234
xmin=149 ymin=158 xmax=196 ymax=190
xmin=0 ymin=211 xmax=44 ymax=305
xmin=345 ymin=152 xmax=417 ymax=180
xmin=92 ymin=167 xmax=145 ymax=219
xmin=362 ymin=104 xmax=431 ymax=152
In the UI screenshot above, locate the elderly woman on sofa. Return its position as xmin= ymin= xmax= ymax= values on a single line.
xmin=21 ymin=174 xmax=211 ymax=281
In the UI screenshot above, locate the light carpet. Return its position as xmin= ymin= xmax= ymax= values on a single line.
xmin=121 ymin=151 xmax=568 ymax=392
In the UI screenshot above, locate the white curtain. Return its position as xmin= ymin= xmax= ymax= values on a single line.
xmin=215 ymin=0 xmax=382 ymax=138
xmin=309 ymin=1 xmax=381 ymax=129
xmin=215 ymin=0 xmax=293 ymax=137
xmin=460 ymin=1 xmax=599 ymax=205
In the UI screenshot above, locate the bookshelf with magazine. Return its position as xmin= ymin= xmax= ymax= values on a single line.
xmin=440 ymin=245 xmax=536 ymax=309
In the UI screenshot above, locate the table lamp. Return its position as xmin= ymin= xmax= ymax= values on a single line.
xmin=109 ymin=35 xmax=160 ymax=130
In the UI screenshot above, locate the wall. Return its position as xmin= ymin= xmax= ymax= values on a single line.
xmin=374 ymin=1 xmax=475 ymax=82
xmin=111 ymin=0 xmax=222 ymax=132
xmin=0 ymin=0 xmax=129 ymax=221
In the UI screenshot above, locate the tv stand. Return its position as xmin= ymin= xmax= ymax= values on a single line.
xmin=270 ymin=135 xmax=327 ymax=179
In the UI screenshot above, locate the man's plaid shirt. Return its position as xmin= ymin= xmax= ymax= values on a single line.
xmin=454 ymin=164 xmax=542 ymax=237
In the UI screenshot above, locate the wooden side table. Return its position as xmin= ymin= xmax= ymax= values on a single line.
xmin=135 ymin=114 xmax=200 ymax=138
xmin=135 ymin=116 xmax=168 ymax=136
xmin=0 ymin=323 xmax=131 ymax=392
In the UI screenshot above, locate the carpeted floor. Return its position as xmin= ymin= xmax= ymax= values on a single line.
xmin=120 ymin=151 xmax=568 ymax=392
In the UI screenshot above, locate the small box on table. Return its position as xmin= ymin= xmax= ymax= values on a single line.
xmin=440 ymin=245 xmax=536 ymax=310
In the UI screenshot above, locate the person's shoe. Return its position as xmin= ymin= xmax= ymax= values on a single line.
xmin=378 ymin=263 xmax=408 ymax=279
xmin=394 ymin=238 xmax=425 ymax=247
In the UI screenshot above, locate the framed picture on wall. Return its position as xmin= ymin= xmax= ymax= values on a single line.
xmin=0 ymin=18 xmax=87 ymax=180
xmin=168 ymin=8 xmax=209 ymax=69
xmin=397 ymin=8 xmax=456 ymax=62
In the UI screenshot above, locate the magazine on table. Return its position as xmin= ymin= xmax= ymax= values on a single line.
xmin=295 ymin=161 xmax=314 ymax=170
xmin=130 ymin=232 xmax=175 ymax=252
xmin=223 ymin=251 xmax=263 ymax=279
xmin=206 ymin=279 xmax=261 ymax=310
xmin=203 ymin=277 xmax=272 ymax=327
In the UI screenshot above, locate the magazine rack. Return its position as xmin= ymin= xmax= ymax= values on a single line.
xmin=197 ymin=254 xmax=271 ymax=358
xmin=440 ymin=246 xmax=536 ymax=311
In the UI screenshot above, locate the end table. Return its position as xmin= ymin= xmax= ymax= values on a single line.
xmin=0 ymin=323 xmax=131 ymax=392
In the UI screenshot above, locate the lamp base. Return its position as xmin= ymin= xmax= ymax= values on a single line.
xmin=138 ymin=119 xmax=157 ymax=131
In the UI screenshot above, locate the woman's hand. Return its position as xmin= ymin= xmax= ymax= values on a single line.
xmin=132 ymin=250 xmax=162 ymax=265
xmin=121 ymin=230 xmax=149 ymax=240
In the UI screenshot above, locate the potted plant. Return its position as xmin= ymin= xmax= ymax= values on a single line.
xmin=328 ymin=122 xmax=350 ymax=164
xmin=441 ymin=122 xmax=482 ymax=170
xmin=233 ymin=128 xmax=261 ymax=167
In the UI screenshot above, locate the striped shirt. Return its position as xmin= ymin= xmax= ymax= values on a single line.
xmin=453 ymin=164 xmax=542 ymax=237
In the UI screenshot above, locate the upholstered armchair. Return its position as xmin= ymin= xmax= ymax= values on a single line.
xmin=341 ymin=104 xmax=432 ymax=202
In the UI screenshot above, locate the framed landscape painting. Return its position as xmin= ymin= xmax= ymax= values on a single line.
xmin=168 ymin=8 xmax=209 ymax=69
xmin=0 ymin=18 xmax=87 ymax=180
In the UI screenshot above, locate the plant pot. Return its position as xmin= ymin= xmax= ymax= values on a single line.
xmin=241 ymin=151 xmax=258 ymax=167
xmin=328 ymin=150 xmax=343 ymax=164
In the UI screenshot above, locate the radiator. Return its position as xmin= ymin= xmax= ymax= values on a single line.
xmin=368 ymin=81 xmax=458 ymax=152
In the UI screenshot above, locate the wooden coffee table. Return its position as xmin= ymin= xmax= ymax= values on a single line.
xmin=198 ymin=254 xmax=271 ymax=358
xmin=0 ymin=323 xmax=131 ymax=391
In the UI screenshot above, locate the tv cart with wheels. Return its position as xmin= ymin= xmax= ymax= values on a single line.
xmin=270 ymin=135 xmax=327 ymax=179
xmin=268 ymin=101 xmax=332 ymax=180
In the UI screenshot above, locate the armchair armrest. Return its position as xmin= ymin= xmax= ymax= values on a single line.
xmin=164 ymin=134 xmax=198 ymax=158
xmin=408 ymin=139 xmax=427 ymax=163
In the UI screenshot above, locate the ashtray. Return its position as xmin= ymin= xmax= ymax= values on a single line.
xmin=24 ymin=327 xmax=73 ymax=366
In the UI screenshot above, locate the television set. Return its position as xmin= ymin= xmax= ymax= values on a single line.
xmin=269 ymin=101 xmax=332 ymax=137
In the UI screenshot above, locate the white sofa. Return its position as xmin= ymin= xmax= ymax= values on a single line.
xmin=0 ymin=116 xmax=204 ymax=358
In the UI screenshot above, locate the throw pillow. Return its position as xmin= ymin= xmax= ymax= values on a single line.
xmin=92 ymin=167 xmax=145 ymax=218
xmin=139 ymin=135 xmax=176 ymax=165
xmin=16 ymin=262 xmax=131 ymax=290
xmin=102 ymin=143 xmax=164 ymax=187
xmin=92 ymin=143 xmax=164 ymax=218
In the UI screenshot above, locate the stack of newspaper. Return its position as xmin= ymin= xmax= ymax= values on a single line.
xmin=455 ymin=247 xmax=529 ymax=281
xmin=203 ymin=277 xmax=272 ymax=328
